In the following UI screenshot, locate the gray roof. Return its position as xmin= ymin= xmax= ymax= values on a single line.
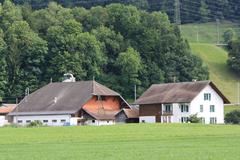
xmin=9 ymin=81 xmax=121 ymax=116
xmin=135 ymin=81 xmax=230 ymax=105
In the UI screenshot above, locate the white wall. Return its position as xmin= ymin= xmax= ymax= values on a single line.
xmin=190 ymin=85 xmax=224 ymax=124
xmin=139 ymin=116 xmax=156 ymax=123
xmin=0 ymin=116 xmax=8 ymax=127
xmin=13 ymin=115 xmax=71 ymax=126
xmin=84 ymin=120 xmax=115 ymax=126
xmin=172 ymin=103 xmax=190 ymax=123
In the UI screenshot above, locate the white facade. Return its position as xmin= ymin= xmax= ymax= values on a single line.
xmin=13 ymin=115 xmax=116 ymax=126
xmin=139 ymin=116 xmax=156 ymax=123
xmin=13 ymin=115 xmax=72 ymax=126
xmin=84 ymin=120 xmax=115 ymax=126
xmin=139 ymin=84 xmax=225 ymax=124
xmin=190 ymin=85 xmax=224 ymax=124
xmin=0 ymin=116 xmax=9 ymax=127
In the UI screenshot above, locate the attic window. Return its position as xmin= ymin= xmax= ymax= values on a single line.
xmin=97 ymin=96 xmax=106 ymax=101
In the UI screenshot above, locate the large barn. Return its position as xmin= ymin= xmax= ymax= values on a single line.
xmin=9 ymin=80 xmax=138 ymax=126
xmin=135 ymin=81 xmax=230 ymax=124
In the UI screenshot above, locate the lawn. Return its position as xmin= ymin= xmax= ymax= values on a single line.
xmin=181 ymin=21 xmax=240 ymax=44
xmin=190 ymin=43 xmax=240 ymax=103
xmin=0 ymin=124 xmax=240 ymax=160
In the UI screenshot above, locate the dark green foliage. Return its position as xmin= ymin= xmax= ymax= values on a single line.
xmin=188 ymin=114 xmax=201 ymax=123
xmin=223 ymin=28 xmax=236 ymax=43
xmin=6 ymin=0 xmax=240 ymax=23
xmin=27 ymin=120 xmax=43 ymax=127
xmin=227 ymin=38 xmax=240 ymax=73
xmin=0 ymin=1 xmax=208 ymax=100
xmin=225 ymin=110 xmax=240 ymax=124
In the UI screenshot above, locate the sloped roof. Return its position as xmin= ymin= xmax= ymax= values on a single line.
xmin=0 ymin=104 xmax=16 ymax=114
xmin=135 ymin=81 xmax=230 ymax=105
xmin=83 ymin=108 xmax=119 ymax=120
xmin=122 ymin=108 xmax=139 ymax=118
xmin=9 ymin=81 xmax=121 ymax=116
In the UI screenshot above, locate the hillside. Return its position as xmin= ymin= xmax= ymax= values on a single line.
xmin=181 ymin=21 xmax=240 ymax=44
xmin=190 ymin=43 xmax=240 ymax=103
xmin=0 ymin=124 xmax=240 ymax=160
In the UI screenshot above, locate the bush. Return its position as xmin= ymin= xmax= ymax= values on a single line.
xmin=27 ymin=120 xmax=43 ymax=127
xmin=225 ymin=110 xmax=240 ymax=124
xmin=188 ymin=114 xmax=201 ymax=123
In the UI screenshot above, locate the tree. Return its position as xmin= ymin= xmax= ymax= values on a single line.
xmin=0 ymin=0 xmax=23 ymax=31
xmin=227 ymin=38 xmax=240 ymax=73
xmin=223 ymin=28 xmax=236 ymax=44
xmin=225 ymin=110 xmax=240 ymax=124
xmin=46 ymin=20 xmax=106 ymax=81
xmin=0 ymin=29 xmax=7 ymax=99
xmin=116 ymin=47 xmax=142 ymax=97
xmin=199 ymin=0 xmax=210 ymax=22
xmin=5 ymin=21 xmax=48 ymax=97
xmin=189 ymin=114 xmax=201 ymax=123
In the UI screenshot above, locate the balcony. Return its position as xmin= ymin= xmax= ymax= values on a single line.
xmin=162 ymin=110 xmax=173 ymax=115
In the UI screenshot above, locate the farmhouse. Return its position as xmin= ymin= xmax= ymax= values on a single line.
xmin=9 ymin=80 xmax=136 ymax=126
xmin=135 ymin=81 xmax=230 ymax=124
xmin=0 ymin=104 xmax=16 ymax=126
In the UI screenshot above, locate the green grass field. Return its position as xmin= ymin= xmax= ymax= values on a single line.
xmin=0 ymin=124 xmax=240 ymax=160
xmin=181 ymin=21 xmax=240 ymax=44
xmin=190 ymin=43 xmax=240 ymax=103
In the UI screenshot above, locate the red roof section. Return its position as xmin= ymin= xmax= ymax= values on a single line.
xmin=0 ymin=104 xmax=17 ymax=114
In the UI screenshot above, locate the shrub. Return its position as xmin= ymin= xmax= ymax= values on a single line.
xmin=27 ymin=120 xmax=43 ymax=127
xmin=225 ymin=110 xmax=240 ymax=124
xmin=188 ymin=114 xmax=201 ymax=123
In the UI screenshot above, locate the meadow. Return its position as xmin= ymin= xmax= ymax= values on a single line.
xmin=0 ymin=124 xmax=240 ymax=160
xmin=181 ymin=21 xmax=240 ymax=44
xmin=190 ymin=43 xmax=240 ymax=103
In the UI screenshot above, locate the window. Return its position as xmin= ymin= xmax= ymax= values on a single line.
xmin=200 ymin=117 xmax=205 ymax=124
xmin=181 ymin=117 xmax=189 ymax=123
xmin=200 ymin=105 xmax=204 ymax=112
xmin=210 ymin=117 xmax=217 ymax=124
xmin=26 ymin=120 xmax=31 ymax=123
xmin=17 ymin=120 xmax=22 ymax=123
xmin=52 ymin=120 xmax=57 ymax=123
xmin=141 ymin=120 xmax=145 ymax=123
xmin=180 ymin=104 xmax=189 ymax=112
xmin=210 ymin=105 xmax=215 ymax=112
xmin=61 ymin=119 xmax=66 ymax=123
xmin=92 ymin=120 xmax=95 ymax=123
xmin=107 ymin=121 xmax=109 ymax=123
xmin=43 ymin=120 xmax=48 ymax=123
xmin=204 ymin=93 xmax=211 ymax=101
xmin=165 ymin=104 xmax=172 ymax=112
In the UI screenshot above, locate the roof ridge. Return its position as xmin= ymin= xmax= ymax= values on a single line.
xmin=152 ymin=80 xmax=211 ymax=86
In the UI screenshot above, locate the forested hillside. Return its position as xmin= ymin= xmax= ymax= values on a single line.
xmin=0 ymin=0 xmax=208 ymax=101
xmin=5 ymin=0 xmax=240 ymax=23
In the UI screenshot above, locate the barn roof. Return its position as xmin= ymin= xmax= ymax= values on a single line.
xmin=0 ymin=104 xmax=16 ymax=114
xmin=135 ymin=81 xmax=230 ymax=105
xmin=9 ymin=81 xmax=122 ymax=116
xmin=122 ymin=108 xmax=139 ymax=119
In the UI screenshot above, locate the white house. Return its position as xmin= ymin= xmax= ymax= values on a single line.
xmin=135 ymin=81 xmax=230 ymax=124
xmin=8 ymin=80 xmax=137 ymax=126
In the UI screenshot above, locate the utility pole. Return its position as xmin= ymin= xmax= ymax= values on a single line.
xmin=196 ymin=26 xmax=199 ymax=43
xmin=175 ymin=0 xmax=181 ymax=31
xmin=134 ymin=85 xmax=137 ymax=101
xmin=216 ymin=19 xmax=220 ymax=45
xmin=16 ymin=97 xmax=18 ymax=124
xmin=238 ymin=82 xmax=240 ymax=105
